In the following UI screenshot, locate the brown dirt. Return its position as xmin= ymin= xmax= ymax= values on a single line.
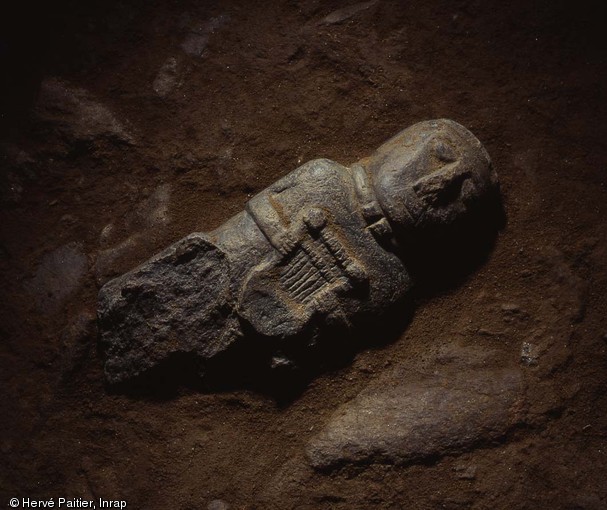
xmin=1 ymin=0 xmax=606 ymax=508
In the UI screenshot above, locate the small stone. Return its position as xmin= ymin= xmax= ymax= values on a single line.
xmin=153 ymin=57 xmax=180 ymax=97
xmin=318 ymin=0 xmax=378 ymax=25
xmin=60 ymin=214 xmax=78 ymax=225
xmin=35 ymin=77 xmax=134 ymax=145
xmin=520 ymin=341 xmax=539 ymax=366
xmin=99 ymin=223 xmax=115 ymax=245
xmin=454 ymin=464 xmax=477 ymax=480
xmin=501 ymin=303 xmax=520 ymax=313
xmin=136 ymin=184 xmax=171 ymax=228
xmin=207 ymin=500 xmax=229 ymax=510
xmin=477 ymin=328 xmax=503 ymax=337
xmin=271 ymin=354 xmax=294 ymax=370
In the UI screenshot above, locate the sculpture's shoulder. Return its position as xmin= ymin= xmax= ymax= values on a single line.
xmin=244 ymin=158 xmax=354 ymax=253
xmin=276 ymin=158 xmax=347 ymax=184
xmin=262 ymin=158 xmax=351 ymax=210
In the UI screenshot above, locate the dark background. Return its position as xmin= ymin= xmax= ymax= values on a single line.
xmin=1 ymin=0 xmax=606 ymax=508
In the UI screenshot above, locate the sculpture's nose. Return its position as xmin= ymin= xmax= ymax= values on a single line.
xmin=412 ymin=162 xmax=475 ymax=208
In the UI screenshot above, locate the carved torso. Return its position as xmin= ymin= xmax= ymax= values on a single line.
xmin=234 ymin=159 xmax=411 ymax=337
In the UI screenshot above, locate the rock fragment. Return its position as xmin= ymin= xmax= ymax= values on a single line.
xmin=520 ymin=341 xmax=539 ymax=366
xmin=306 ymin=353 xmax=525 ymax=470
xmin=98 ymin=234 xmax=235 ymax=384
xmin=35 ymin=77 xmax=134 ymax=146
xmin=207 ymin=500 xmax=229 ymax=510
xmin=153 ymin=57 xmax=181 ymax=97
xmin=318 ymin=0 xmax=378 ymax=25
xmin=453 ymin=464 xmax=477 ymax=480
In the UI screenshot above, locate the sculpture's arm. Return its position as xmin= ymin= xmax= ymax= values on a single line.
xmin=245 ymin=191 xmax=296 ymax=255
xmin=244 ymin=160 xmax=332 ymax=255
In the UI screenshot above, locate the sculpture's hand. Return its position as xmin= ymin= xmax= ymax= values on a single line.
xmin=275 ymin=231 xmax=297 ymax=255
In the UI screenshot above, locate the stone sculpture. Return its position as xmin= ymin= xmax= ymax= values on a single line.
xmin=98 ymin=119 xmax=499 ymax=384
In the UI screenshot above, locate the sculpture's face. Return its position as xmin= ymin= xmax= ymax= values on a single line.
xmin=369 ymin=119 xmax=498 ymax=235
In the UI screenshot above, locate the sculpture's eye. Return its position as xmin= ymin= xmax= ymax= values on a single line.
xmin=434 ymin=140 xmax=458 ymax=163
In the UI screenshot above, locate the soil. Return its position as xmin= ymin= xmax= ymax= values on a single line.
xmin=1 ymin=0 xmax=606 ymax=508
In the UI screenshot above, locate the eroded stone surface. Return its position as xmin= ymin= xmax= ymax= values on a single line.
xmin=98 ymin=233 xmax=235 ymax=383
xmin=306 ymin=363 xmax=524 ymax=469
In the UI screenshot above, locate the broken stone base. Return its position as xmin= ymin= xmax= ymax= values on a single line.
xmin=97 ymin=233 xmax=236 ymax=384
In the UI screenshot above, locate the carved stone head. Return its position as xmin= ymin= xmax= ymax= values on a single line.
xmin=366 ymin=119 xmax=498 ymax=236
